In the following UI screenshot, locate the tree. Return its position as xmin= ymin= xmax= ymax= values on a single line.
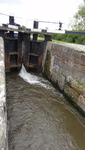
xmin=22 ymin=25 xmax=26 ymax=30
xmin=70 ymin=0 xmax=85 ymax=30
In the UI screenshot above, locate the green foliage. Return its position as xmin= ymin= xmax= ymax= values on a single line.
xmin=70 ymin=0 xmax=85 ymax=30
xmin=38 ymin=34 xmax=44 ymax=38
xmin=52 ymin=33 xmax=85 ymax=45
xmin=22 ymin=25 xmax=26 ymax=30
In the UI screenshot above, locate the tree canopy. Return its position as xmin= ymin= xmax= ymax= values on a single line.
xmin=70 ymin=0 xmax=85 ymax=30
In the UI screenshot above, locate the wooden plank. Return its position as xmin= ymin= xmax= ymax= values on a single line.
xmin=9 ymin=52 xmax=18 ymax=55
xmin=28 ymin=63 xmax=37 ymax=68
xmin=29 ymin=53 xmax=38 ymax=57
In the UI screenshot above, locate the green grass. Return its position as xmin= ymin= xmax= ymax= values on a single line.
xmin=52 ymin=39 xmax=66 ymax=43
xmin=38 ymin=37 xmax=66 ymax=43
xmin=38 ymin=37 xmax=44 ymax=40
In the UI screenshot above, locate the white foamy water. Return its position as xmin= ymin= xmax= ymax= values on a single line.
xmin=19 ymin=64 xmax=51 ymax=89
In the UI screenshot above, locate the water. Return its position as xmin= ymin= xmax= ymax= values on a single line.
xmin=6 ymin=65 xmax=85 ymax=150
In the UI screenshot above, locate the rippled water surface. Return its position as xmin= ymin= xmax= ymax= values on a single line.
xmin=6 ymin=66 xmax=85 ymax=150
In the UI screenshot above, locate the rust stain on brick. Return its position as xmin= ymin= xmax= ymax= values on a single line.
xmin=79 ymin=95 xmax=85 ymax=104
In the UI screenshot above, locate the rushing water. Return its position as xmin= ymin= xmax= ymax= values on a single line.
xmin=6 ymin=65 xmax=85 ymax=150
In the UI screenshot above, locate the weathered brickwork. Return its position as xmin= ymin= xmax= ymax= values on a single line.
xmin=43 ymin=42 xmax=85 ymax=115
xmin=0 ymin=37 xmax=8 ymax=150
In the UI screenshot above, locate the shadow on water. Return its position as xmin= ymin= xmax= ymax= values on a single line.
xmin=6 ymin=65 xmax=85 ymax=150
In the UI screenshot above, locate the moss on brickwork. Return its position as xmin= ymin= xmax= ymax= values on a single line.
xmin=44 ymin=50 xmax=51 ymax=77
xmin=77 ymin=82 xmax=83 ymax=90
xmin=43 ymin=42 xmax=85 ymax=116
xmin=64 ymin=84 xmax=70 ymax=94
xmin=60 ymin=72 xmax=66 ymax=78
xmin=63 ymin=80 xmax=83 ymax=101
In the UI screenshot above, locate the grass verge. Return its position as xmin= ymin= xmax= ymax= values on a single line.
xmin=38 ymin=37 xmax=66 ymax=43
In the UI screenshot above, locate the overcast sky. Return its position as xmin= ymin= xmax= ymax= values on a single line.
xmin=0 ymin=0 xmax=83 ymax=30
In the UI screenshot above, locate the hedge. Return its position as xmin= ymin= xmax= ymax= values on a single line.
xmin=52 ymin=33 xmax=85 ymax=45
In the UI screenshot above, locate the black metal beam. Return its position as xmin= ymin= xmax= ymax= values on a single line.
xmin=65 ymin=31 xmax=85 ymax=35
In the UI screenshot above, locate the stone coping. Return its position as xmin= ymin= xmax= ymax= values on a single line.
xmin=48 ymin=41 xmax=85 ymax=53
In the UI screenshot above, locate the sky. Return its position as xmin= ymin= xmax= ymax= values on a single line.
xmin=0 ymin=0 xmax=83 ymax=30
